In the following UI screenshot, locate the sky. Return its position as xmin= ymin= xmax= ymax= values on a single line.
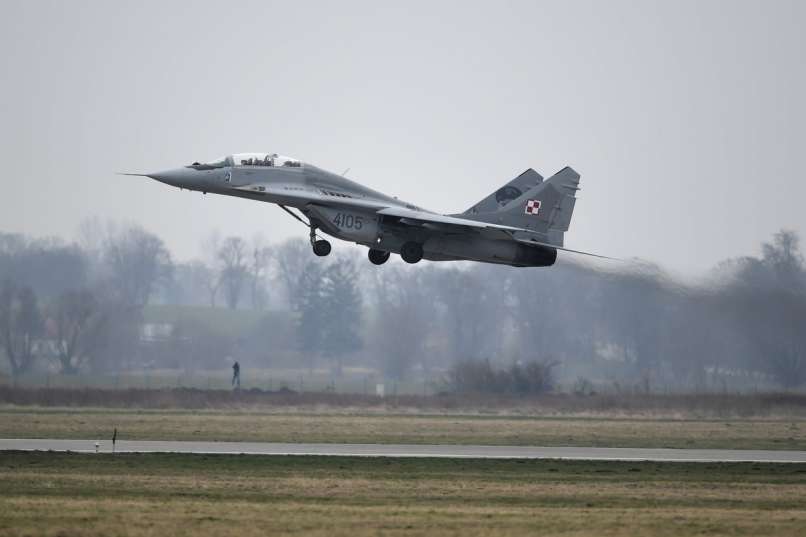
xmin=1 ymin=0 xmax=804 ymax=275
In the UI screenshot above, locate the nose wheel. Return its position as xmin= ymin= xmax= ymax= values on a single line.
xmin=368 ymin=249 xmax=390 ymax=265
xmin=312 ymin=240 xmax=331 ymax=256
xmin=309 ymin=223 xmax=331 ymax=257
xmin=277 ymin=205 xmax=333 ymax=259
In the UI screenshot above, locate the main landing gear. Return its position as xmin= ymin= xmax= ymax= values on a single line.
xmin=310 ymin=224 xmax=331 ymax=257
xmin=400 ymin=241 xmax=423 ymax=264
xmin=368 ymin=249 xmax=390 ymax=265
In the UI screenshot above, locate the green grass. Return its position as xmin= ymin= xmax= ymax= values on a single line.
xmin=1 ymin=452 xmax=805 ymax=536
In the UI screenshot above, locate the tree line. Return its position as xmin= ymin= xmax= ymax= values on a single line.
xmin=1 ymin=222 xmax=805 ymax=392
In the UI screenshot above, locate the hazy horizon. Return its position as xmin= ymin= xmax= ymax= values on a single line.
xmin=2 ymin=0 xmax=804 ymax=275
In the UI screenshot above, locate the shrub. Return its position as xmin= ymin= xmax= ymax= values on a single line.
xmin=448 ymin=359 xmax=557 ymax=396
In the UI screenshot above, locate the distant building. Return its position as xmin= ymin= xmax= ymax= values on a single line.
xmin=140 ymin=322 xmax=174 ymax=343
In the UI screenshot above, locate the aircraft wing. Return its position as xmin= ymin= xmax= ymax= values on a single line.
xmin=377 ymin=207 xmax=612 ymax=259
xmin=377 ymin=206 xmax=522 ymax=234
xmin=236 ymin=184 xmax=610 ymax=259
xmin=233 ymin=184 xmax=389 ymax=211
xmin=236 ymin=184 xmax=518 ymax=227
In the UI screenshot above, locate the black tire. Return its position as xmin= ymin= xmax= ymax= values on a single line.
xmin=368 ymin=249 xmax=390 ymax=265
xmin=400 ymin=241 xmax=423 ymax=264
xmin=312 ymin=240 xmax=332 ymax=257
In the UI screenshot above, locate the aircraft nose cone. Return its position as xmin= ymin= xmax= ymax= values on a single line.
xmin=146 ymin=167 xmax=195 ymax=187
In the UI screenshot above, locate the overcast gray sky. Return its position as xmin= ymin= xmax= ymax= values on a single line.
xmin=1 ymin=0 xmax=804 ymax=274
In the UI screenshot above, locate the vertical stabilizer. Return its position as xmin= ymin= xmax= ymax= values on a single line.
xmin=463 ymin=168 xmax=543 ymax=214
xmin=462 ymin=167 xmax=581 ymax=246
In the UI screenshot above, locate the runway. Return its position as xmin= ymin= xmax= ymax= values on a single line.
xmin=2 ymin=438 xmax=806 ymax=462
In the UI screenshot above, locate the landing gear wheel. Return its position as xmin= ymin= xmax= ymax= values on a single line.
xmin=400 ymin=241 xmax=423 ymax=264
xmin=368 ymin=249 xmax=391 ymax=265
xmin=312 ymin=240 xmax=332 ymax=257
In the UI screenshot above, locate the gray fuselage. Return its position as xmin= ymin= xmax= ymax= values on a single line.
xmin=144 ymin=157 xmax=558 ymax=267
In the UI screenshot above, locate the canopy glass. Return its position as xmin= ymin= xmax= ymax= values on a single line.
xmin=190 ymin=153 xmax=302 ymax=169
xmin=231 ymin=153 xmax=301 ymax=167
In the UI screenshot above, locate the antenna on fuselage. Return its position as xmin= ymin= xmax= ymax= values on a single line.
xmin=341 ymin=168 xmax=350 ymax=177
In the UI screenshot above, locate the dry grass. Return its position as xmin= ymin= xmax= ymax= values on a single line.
xmin=1 ymin=408 xmax=805 ymax=450
xmin=3 ymin=386 xmax=806 ymax=419
xmin=0 ymin=453 xmax=805 ymax=536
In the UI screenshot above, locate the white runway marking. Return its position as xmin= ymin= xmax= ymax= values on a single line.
xmin=2 ymin=439 xmax=806 ymax=463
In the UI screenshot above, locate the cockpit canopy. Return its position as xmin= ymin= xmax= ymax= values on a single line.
xmin=190 ymin=153 xmax=301 ymax=169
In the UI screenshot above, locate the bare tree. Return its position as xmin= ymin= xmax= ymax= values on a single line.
xmin=0 ymin=281 xmax=42 ymax=377
xmin=273 ymin=238 xmax=310 ymax=309
xmin=103 ymin=226 xmax=172 ymax=307
xmin=76 ymin=216 xmax=115 ymax=265
xmin=762 ymin=229 xmax=805 ymax=289
xmin=217 ymin=237 xmax=249 ymax=309
xmin=199 ymin=233 xmax=223 ymax=307
xmin=435 ymin=266 xmax=508 ymax=363
xmin=0 ymin=233 xmax=88 ymax=299
xmin=249 ymin=238 xmax=272 ymax=309
xmin=201 ymin=265 xmax=222 ymax=307
xmin=370 ymin=268 xmax=433 ymax=380
xmin=321 ymin=255 xmax=363 ymax=375
xmin=599 ymin=262 xmax=667 ymax=381
xmin=50 ymin=289 xmax=97 ymax=374
xmin=718 ymin=230 xmax=806 ymax=388
xmin=296 ymin=260 xmax=326 ymax=371
xmin=163 ymin=260 xmax=223 ymax=307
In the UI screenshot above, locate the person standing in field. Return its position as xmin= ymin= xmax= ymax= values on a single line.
xmin=232 ymin=361 xmax=241 ymax=389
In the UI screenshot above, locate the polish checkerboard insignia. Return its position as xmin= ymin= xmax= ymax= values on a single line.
xmin=524 ymin=199 xmax=542 ymax=215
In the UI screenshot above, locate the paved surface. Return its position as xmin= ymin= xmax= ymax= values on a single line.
xmin=2 ymin=438 xmax=806 ymax=462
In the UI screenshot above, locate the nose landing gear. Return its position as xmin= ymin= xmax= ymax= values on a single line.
xmin=276 ymin=204 xmax=333 ymax=258
xmin=312 ymin=240 xmax=332 ymax=257
xmin=310 ymin=224 xmax=331 ymax=257
xmin=368 ymin=249 xmax=390 ymax=265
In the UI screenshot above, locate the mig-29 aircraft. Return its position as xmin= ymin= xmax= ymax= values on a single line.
xmin=126 ymin=152 xmax=600 ymax=267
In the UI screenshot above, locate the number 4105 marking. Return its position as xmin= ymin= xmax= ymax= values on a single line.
xmin=333 ymin=213 xmax=363 ymax=230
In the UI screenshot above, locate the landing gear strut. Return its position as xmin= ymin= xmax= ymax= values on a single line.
xmin=400 ymin=241 xmax=423 ymax=264
xmin=368 ymin=249 xmax=390 ymax=265
xmin=277 ymin=205 xmax=332 ymax=258
xmin=310 ymin=224 xmax=331 ymax=257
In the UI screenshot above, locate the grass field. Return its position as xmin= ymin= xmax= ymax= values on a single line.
xmin=1 ymin=408 xmax=805 ymax=450
xmin=1 ymin=452 xmax=805 ymax=536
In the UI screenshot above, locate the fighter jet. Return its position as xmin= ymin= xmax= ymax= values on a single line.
xmin=127 ymin=152 xmax=600 ymax=267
